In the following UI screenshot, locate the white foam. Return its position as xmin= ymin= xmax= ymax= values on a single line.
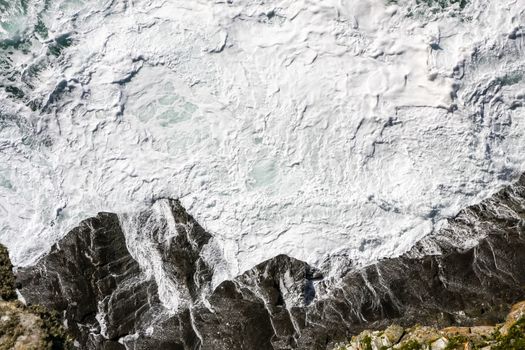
xmin=0 ymin=0 xmax=524 ymax=285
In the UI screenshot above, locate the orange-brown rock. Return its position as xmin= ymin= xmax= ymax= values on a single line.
xmin=334 ymin=300 xmax=525 ymax=350
xmin=441 ymin=326 xmax=471 ymax=337
xmin=499 ymin=301 xmax=525 ymax=336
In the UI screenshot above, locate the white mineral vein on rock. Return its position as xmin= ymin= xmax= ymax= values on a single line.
xmin=0 ymin=0 xmax=524 ymax=285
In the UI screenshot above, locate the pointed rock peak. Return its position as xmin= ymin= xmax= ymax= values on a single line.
xmin=238 ymin=253 xmax=322 ymax=282
xmin=235 ymin=253 xmax=323 ymax=308
xmin=163 ymin=198 xmax=195 ymax=224
xmin=167 ymin=198 xmax=213 ymax=249
xmin=16 ymin=213 xmax=158 ymax=349
xmin=146 ymin=197 xmax=212 ymax=247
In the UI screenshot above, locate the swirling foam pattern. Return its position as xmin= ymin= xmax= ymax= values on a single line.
xmin=1 ymin=0 xmax=524 ymax=281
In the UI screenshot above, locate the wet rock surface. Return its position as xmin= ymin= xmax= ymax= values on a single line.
xmin=16 ymin=213 xmax=159 ymax=349
xmin=15 ymin=176 xmax=525 ymax=349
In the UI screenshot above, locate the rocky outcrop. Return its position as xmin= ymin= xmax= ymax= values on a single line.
xmin=0 ymin=301 xmax=67 ymax=350
xmin=14 ymin=175 xmax=525 ymax=349
xmin=16 ymin=200 xmax=216 ymax=350
xmin=0 ymin=244 xmax=72 ymax=350
xmin=334 ymin=300 xmax=525 ymax=350
xmin=122 ymin=199 xmax=214 ymax=305
xmin=0 ymin=244 xmax=16 ymax=301
xmin=16 ymin=213 xmax=160 ymax=350
xmin=288 ymin=173 xmax=525 ymax=346
xmin=122 ymin=253 xmax=323 ymax=350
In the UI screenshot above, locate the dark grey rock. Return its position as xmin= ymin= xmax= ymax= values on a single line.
xmin=16 ymin=176 xmax=525 ymax=349
xmin=131 ymin=199 xmax=213 ymax=303
xmin=16 ymin=212 xmax=160 ymax=350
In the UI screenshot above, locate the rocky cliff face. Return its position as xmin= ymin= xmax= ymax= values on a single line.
xmin=16 ymin=213 xmax=159 ymax=349
xmin=16 ymin=175 xmax=525 ymax=349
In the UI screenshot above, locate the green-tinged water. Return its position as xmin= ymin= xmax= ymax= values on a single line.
xmin=416 ymin=0 xmax=468 ymax=9
xmin=0 ymin=0 xmax=79 ymax=109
